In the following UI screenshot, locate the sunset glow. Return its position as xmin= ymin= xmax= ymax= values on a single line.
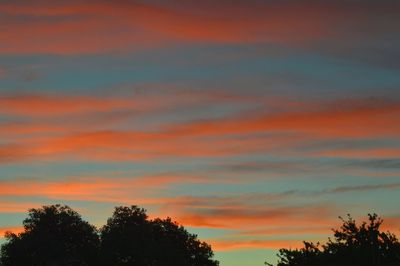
xmin=1 ymin=1 xmax=400 ymax=265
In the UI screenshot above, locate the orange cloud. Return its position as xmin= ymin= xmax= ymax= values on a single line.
xmin=0 ymin=174 xmax=212 ymax=206
xmin=1 ymin=1 xmax=396 ymax=54
xmin=0 ymin=90 xmax=260 ymax=161
xmin=0 ymin=201 xmax=42 ymax=213
xmin=0 ymin=94 xmax=143 ymax=117
xmin=0 ymin=89 xmax=246 ymax=118
xmin=0 ymin=178 xmax=122 ymax=202
xmin=239 ymin=226 xmax=331 ymax=237
xmin=167 ymin=98 xmax=400 ymax=139
xmin=194 ymin=214 xmax=400 ymax=252
xmin=208 ymin=239 xmax=305 ymax=251
xmin=0 ymin=178 xmax=340 ymax=233
xmin=0 ymin=143 xmax=30 ymax=163
xmin=0 ymin=226 xmax=24 ymax=238
xmin=28 ymin=129 xmax=302 ymax=162
xmin=0 ymin=94 xmax=183 ymax=117
xmin=0 ymin=94 xmax=398 ymax=164
xmin=160 ymin=196 xmax=335 ymax=229
xmin=381 ymin=216 xmax=400 ymax=233
xmin=174 ymin=206 xmax=335 ymax=230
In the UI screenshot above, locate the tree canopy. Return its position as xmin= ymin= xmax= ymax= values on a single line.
xmin=0 ymin=204 xmax=219 ymax=266
xmin=268 ymin=214 xmax=400 ymax=266
xmin=0 ymin=204 xmax=100 ymax=266
xmin=100 ymin=206 xmax=219 ymax=266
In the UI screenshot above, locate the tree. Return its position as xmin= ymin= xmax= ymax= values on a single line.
xmin=100 ymin=205 xmax=219 ymax=266
xmin=151 ymin=217 xmax=218 ymax=265
xmin=99 ymin=206 xmax=153 ymax=265
xmin=268 ymin=214 xmax=400 ymax=266
xmin=0 ymin=204 xmax=219 ymax=266
xmin=0 ymin=204 xmax=100 ymax=266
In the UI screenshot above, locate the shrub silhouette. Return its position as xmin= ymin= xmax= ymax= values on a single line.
xmin=100 ymin=206 xmax=219 ymax=266
xmin=0 ymin=204 xmax=219 ymax=266
xmin=0 ymin=204 xmax=100 ymax=266
xmin=267 ymin=214 xmax=400 ymax=266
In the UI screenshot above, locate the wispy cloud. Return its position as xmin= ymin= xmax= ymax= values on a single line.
xmin=0 ymin=174 xmax=212 ymax=204
xmin=1 ymin=1 xmax=399 ymax=263
xmin=1 ymin=92 xmax=398 ymax=165
xmin=166 ymin=97 xmax=400 ymax=139
xmin=208 ymin=239 xmax=305 ymax=251
xmin=1 ymin=1 xmax=398 ymax=54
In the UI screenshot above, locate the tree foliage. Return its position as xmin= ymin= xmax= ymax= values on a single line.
xmin=0 ymin=204 xmax=219 ymax=266
xmin=270 ymin=214 xmax=400 ymax=266
xmin=100 ymin=206 xmax=219 ymax=266
xmin=0 ymin=204 xmax=100 ymax=266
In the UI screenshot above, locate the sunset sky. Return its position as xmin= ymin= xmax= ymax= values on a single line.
xmin=1 ymin=1 xmax=400 ymax=265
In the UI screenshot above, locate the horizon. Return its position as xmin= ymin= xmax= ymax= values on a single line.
xmin=1 ymin=1 xmax=400 ymax=265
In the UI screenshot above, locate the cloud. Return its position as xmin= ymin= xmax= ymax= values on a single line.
xmin=0 ymin=89 xmax=247 ymax=118
xmin=0 ymin=179 xmax=351 ymax=226
xmin=0 ymin=93 xmax=399 ymax=165
xmin=345 ymin=159 xmax=400 ymax=169
xmin=207 ymin=213 xmax=400 ymax=251
xmin=312 ymin=148 xmax=400 ymax=159
xmin=0 ymin=92 xmax=293 ymax=162
xmin=1 ymin=1 xmax=398 ymax=54
xmin=239 ymin=226 xmax=331 ymax=237
xmin=0 ymin=226 xmax=24 ymax=238
xmin=0 ymin=201 xmax=42 ymax=213
xmin=381 ymin=216 xmax=400 ymax=232
xmin=0 ymin=144 xmax=28 ymax=163
xmin=157 ymin=193 xmax=336 ymax=229
xmin=175 ymin=205 xmax=332 ymax=229
xmin=154 ymin=181 xmax=400 ymax=229
xmin=1 ymin=180 xmax=398 ymax=250
xmin=327 ymin=183 xmax=400 ymax=193
xmin=0 ymin=174 xmax=216 ymax=207
xmin=208 ymin=239 xmax=305 ymax=251
xmin=217 ymin=161 xmax=312 ymax=174
xmin=0 ymin=94 xmax=140 ymax=117
xmin=166 ymin=97 xmax=400 ymax=139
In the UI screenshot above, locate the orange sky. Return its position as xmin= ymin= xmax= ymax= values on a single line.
xmin=1 ymin=1 xmax=400 ymax=265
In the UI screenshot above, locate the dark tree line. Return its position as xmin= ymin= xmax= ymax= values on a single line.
xmin=267 ymin=214 xmax=400 ymax=266
xmin=3 ymin=205 xmax=400 ymax=266
xmin=0 ymin=204 xmax=219 ymax=266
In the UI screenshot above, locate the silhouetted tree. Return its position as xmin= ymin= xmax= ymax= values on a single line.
xmin=267 ymin=214 xmax=400 ymax=266
xmin=99 ymin=206 xmax=153 ymax=265
xmin=151 ymin=217 xmax=218 ymax=265
xmin=0 ymin=204 xmax=100 ymax=266
xmin=100 ymin=205 xmax=219 ymax=266
xmin=0 ymin=204 xmax=218 ymax=266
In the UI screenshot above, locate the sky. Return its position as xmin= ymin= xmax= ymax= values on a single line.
xmin=0 ymin=0 xmax=400 ymax=265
